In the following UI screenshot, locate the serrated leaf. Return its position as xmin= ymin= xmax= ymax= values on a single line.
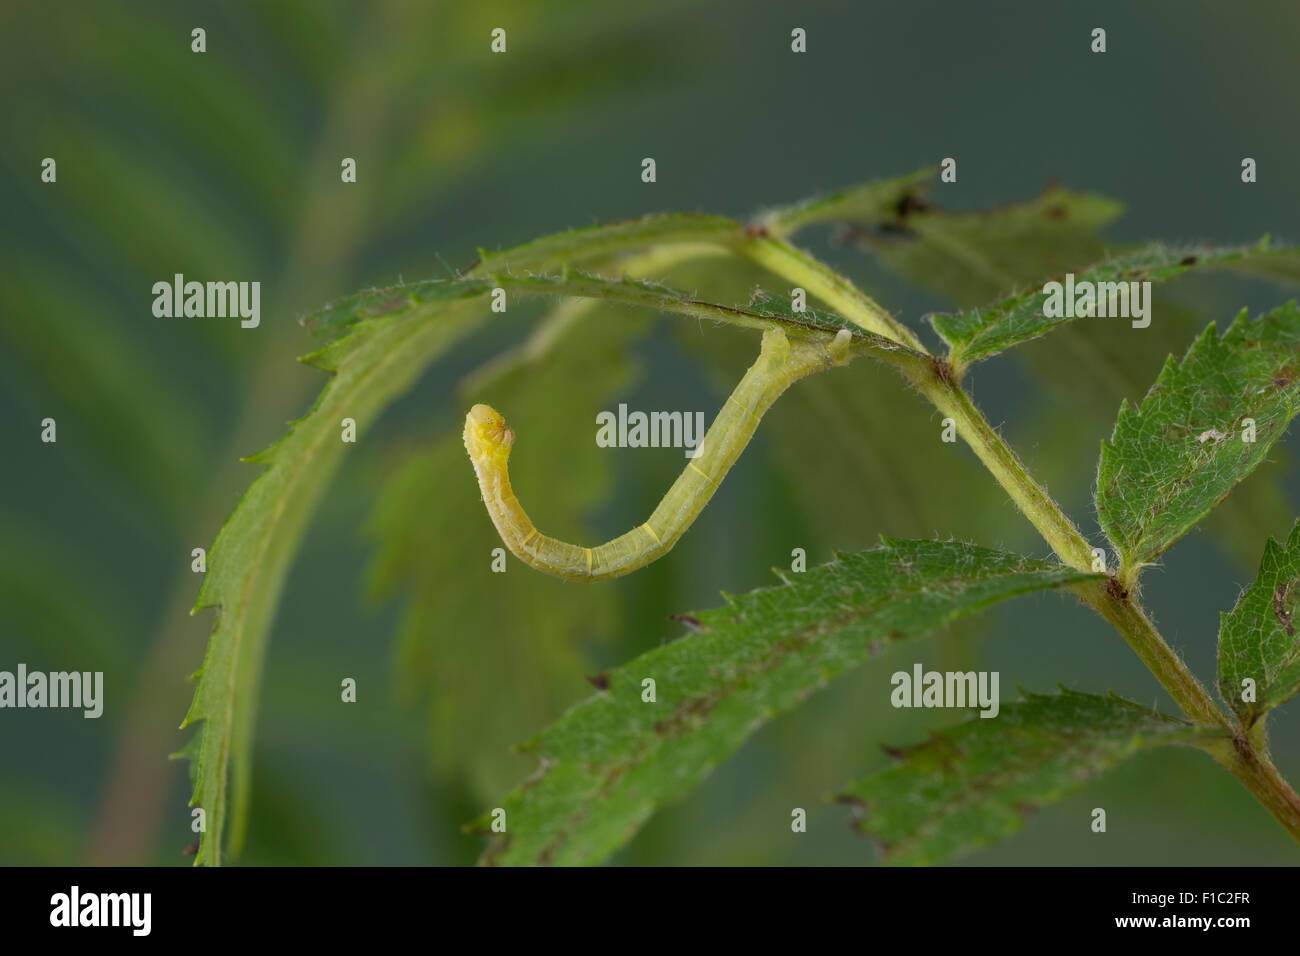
xmin=169 ymin=734 xmax=202 ymax=796
xmin=1012 ymin=298 xmax=1299 ymax=575
xmin=470 ymin=213 xmax=746 ymax=276
xmin=933 ymin=240 xmax=1300 ymax=368
xmin=1096 ymin=302 xmax=1300 ymax=580
xmin=1218 ymin=521 xmax=1300 ymax=726
xmin=181 ymin=289 xmax=488 ymax=866
xmin=299 ymin=276 xmax=496 ymax=344
xmin=838 ymin=689 xmax=1197 ymax=865
xmin=474 ymin=539 xmax=1100 ymax=865
xmin=494 ymin=270 xmax=922 ymax=358
xmin=852 ymin=185 xmax=1125 ymax=309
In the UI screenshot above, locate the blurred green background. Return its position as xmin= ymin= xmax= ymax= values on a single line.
xmin=2 ymin=0 xmax=1299 ymax=865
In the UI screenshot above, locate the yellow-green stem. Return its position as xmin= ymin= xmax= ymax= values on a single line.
xmin=741 ymin=234 xmax=1300 ymax=847
xmin=909 ymin=367 xmax=1096 ymax=572
xmin=740 ymin=236 xmax=927 ymax=352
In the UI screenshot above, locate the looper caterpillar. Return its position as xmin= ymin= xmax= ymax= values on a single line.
xmin=464 ymin=326 xmax=853 ymax=581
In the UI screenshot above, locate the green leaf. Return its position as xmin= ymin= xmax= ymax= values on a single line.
xmin=1011 ymin=299 xmax=1299 ymax=575
xmin=474 ymin=539 xmax=1100 ymax=865
xmin=496 ymin=270 xmax=921 ymax=360
xmin=851 ymin=185 xmax=1125 ymax=309
xmin=1218 ymin=521 xmax=1300 ymax=726
xmin=470 ymin=213 xmax=746 ymax=276
xmin=933 ymin=240 xmax=1300 ymax=368
xmin=1096 ymin=302 xmax=1300 ymax=581
xmin=838 ymin=689 xmax=1197 ymax=865
xmin=758 ymin=168 xmax=938 ymax=237
xmin=181 ymin=289 xmax=488 ymax=866
xmin=299 ymin=276 xmax=496 ymax=344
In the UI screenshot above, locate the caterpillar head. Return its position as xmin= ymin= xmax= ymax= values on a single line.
xmin=464 ymin=403 xmax=515 ymax=463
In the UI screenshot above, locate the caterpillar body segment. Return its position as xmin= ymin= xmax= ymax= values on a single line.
xmin=464 ymin=327 xmax=852 ymax=581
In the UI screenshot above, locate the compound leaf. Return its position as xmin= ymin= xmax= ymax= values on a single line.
xmin=179 ymin=254 xmax=922 ymax=867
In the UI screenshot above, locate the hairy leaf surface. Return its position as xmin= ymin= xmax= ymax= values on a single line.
xmin=474 ymin=540 xmax=1099 ymax=865
xmin=933 ymin=240 xmax=1300 ymax=367
xmin=1218 ymin=521 xmax=1300 ymax=726
xmin=1097 ymin=302 xmax=1300 ymax=580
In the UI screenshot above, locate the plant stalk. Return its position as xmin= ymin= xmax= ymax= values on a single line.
xmin=743 ymin=235 xmax=1300 ymax=847
xmin=909 ymin=369 xmax=1097 ymax=573
xmin=740 ymin=236 xmax=927 ymax=352
xmin=1207 ymin=741 xmax=1300 ymax=845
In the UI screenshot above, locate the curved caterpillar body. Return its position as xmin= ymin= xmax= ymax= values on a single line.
xmin=464 ymin=326 xmax=853 ymax=581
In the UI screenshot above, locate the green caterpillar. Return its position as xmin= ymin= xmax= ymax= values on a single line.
xmin=464 ymin=326 xmax=853 ymax=581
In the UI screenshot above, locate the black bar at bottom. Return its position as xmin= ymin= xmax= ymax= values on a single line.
xmin=0 ymin=865 xmax=1280 ymax=941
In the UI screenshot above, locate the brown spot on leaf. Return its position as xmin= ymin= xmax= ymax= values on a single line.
xmin=1044 ymin=204 xmax=1067 ymax=220
xmin=1273 ymin=581 xmax=1295 ymax=637
xmin=669 ymin=613 xmax=707 ymax=633
xmin=363 ymin=296 xmax=409 ymax=317
xmin=181 ymin=839 xmax=199 ymax=856
xmin=1270 ymin=367 xmax=1297 ymax=392
xmin=654 ymin=696 xmax=716 ymax=735
xmin=585 ymin=673 xmax=611 ymax=691
xmin=1180 ymin=255 xmax=1198 ymax=266
xmin=1105 ymin=577 xmax=1129 ymax=602
xmin=746 ymin=222 xmax=770 ymax=238
xmin=894 ymin=192 xmax=932 ymax=219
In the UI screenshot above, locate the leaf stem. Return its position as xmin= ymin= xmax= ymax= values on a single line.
xmin=1075 ymin=580 xmax=1227 ymax=728
xmin=463 ymin=217 xmax=1300 ymax=850
xmin=908 ymin=369 xmax=1097 ymax=572
xmin=918 ymin=346 xmax=1300 ymax=846
xmin=739 ymin=235 xmax=1300 ymax=847
xmin=1195 ymin=726 xmax=1300 ymax=845
xmin=739 ymin=236 xmax=927 ymax=352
